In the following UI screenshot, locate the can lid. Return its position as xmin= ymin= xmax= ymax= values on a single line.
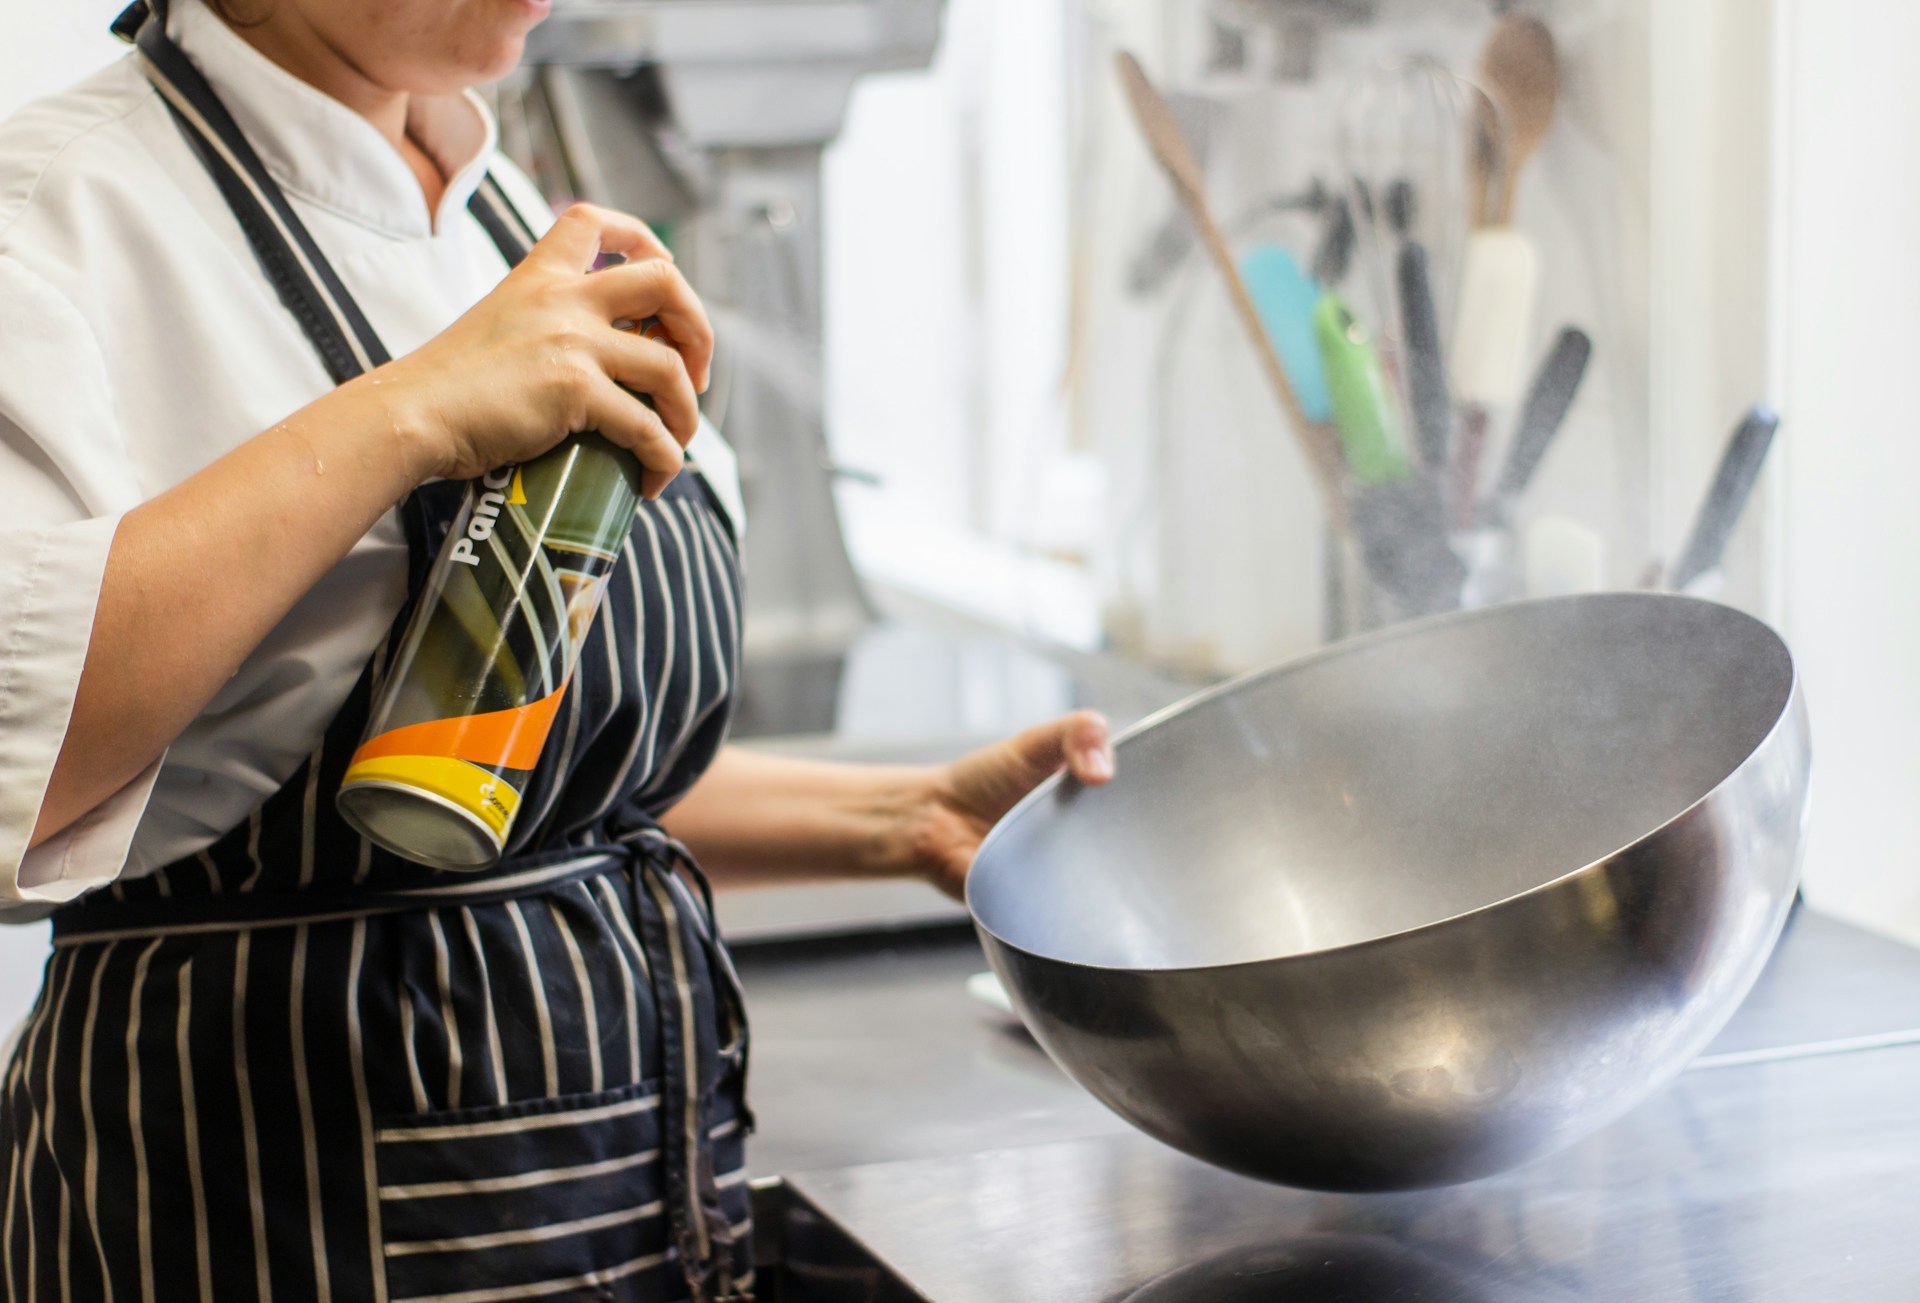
xmin=337 ymin=782 xmax=504 ymax=872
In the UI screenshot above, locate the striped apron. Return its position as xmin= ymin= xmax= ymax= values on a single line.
xmin=0 ymin=5 xmax=754 ymax=1301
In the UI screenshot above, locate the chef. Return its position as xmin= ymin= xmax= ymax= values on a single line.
xmin=0 ymin=0 xmax=1115 ymax=1298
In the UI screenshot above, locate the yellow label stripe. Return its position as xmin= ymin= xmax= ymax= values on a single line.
xmin=341 ymin=755 xmax=520 ymax=838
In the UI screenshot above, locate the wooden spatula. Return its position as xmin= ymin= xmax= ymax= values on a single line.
xmin=1115 ymin=51 xmax=1349 ymax=527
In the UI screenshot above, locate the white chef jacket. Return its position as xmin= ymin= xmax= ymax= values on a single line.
xmin=0 ymin=0 xmax=744 ymax=914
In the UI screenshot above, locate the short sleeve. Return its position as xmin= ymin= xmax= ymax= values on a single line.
xmin=0 ymin=256 xmax=160 ymax=909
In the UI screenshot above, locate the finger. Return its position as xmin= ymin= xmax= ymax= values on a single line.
xmin=993 ymin=710 xmax=1111 ymax=787
xmin=1060 ymin=711 xmax=1116 ymax=784
xmin=582 ymin=373 xmax=684 ymax=498
xmin=527 ymin=203 xmax=674 ymax=274
xmin=591 ymin=261 xmax=715 ymax=392
xmin=587 ymin=259 xmax=716 ymax=392
xmin=947 ymin=709 xmax=1114 ymax=816
xmin=602 ymin=328 xmax=701 ymax=447
xmin=587 ymin=207 xmax=675 ymax=265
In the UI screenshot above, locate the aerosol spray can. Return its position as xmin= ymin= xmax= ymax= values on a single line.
xmin=336 ymin=321 xmax=661 ymax=870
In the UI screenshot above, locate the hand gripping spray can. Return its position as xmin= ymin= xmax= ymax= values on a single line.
xmin=336 ymin=320 xmax=663 ymax=870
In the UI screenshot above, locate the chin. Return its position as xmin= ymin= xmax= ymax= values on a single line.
xmin=477 ymin=12 xmax=544 ymax=79
xmin=475 ymin=41 xmax=532 ymax=84
xmin=422 ymin=34 xmax=531 ymax=93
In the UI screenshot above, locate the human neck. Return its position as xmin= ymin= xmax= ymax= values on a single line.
xmin=221 ymin=7 xmax=446 ymax=213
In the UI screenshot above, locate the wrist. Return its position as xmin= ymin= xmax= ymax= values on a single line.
xmin=860 ymin=765 xmax=949 ymax=883
xmin=342 ymin=362 xmax=455 ymax=486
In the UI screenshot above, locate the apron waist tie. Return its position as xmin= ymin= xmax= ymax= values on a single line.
xmin=618 ymin=828 xmax=751 ymax=1303
xmin=50 ymin=849 xmax=631 ymax=944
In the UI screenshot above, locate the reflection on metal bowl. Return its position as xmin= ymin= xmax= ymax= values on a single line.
xmin=1114 ymin=1234 xmax=1568 ymax=1303
xmin=968 ymin=594 xmax=1810 ymax=1191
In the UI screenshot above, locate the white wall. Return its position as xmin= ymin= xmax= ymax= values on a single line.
xmin=0 ymin=0 xmax=125 ymax=118
xmin=1644 ymin=1 xmax=1775 ymax=610
xmin=822 ymin=0 xmax=1093 ymax=644
xmin=1772 ymin=0 xmax=1920 ymax=943
xmin=0 ymin=0 xmax=127 ymax=1033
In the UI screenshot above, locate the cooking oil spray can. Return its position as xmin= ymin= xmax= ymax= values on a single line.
xmin=336 ymin=324 xmax=659 ymax=870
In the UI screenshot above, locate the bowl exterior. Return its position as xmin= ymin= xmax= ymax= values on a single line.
xmin=979 ymin=683 xmax=1811 ymax=1191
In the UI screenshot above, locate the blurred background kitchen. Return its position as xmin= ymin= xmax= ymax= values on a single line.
xmin=0 ymin=0 xmax=1910 ymax=1019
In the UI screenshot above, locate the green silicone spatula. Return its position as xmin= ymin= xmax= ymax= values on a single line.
xmin=1315 ymin=294 xmax=1411 ymax=485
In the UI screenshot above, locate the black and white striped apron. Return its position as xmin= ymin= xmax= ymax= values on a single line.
xmin=0 ymin=4 xmax=754 ymax=1300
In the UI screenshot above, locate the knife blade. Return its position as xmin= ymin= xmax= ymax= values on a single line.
xmin=1493 ymin=326 xmax=1593 ymax=505
xmin=1669 ymin=405 xmax=1781 ymax=592
xmin=1398 ymin=241 xmax=1451 ymax=474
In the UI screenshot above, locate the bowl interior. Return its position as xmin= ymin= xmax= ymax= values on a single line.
xmin=970 ymin=595 xmax=1794 ymax=971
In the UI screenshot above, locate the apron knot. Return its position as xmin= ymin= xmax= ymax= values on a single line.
xmin=617 ymin=824 xmax=753 ymax=1301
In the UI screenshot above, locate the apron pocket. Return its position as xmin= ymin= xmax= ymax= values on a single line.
xmin=374 ymin=1079 xmax=672 ymax=1301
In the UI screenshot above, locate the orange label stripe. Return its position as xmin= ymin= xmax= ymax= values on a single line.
xmin=350 ymin=681 xmax=570 ymax=772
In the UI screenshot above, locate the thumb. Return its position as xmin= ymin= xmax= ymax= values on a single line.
xmin=947 ymin=710 xmax=1115 ymax=820
xmin=527 ymin=203 xmax=674 ymax=274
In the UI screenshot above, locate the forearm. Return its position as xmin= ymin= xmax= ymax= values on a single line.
xmin=30 ymin=377 xmax=428 ymax=846
xmin=659 ymin=746 xmax=941 ymax=889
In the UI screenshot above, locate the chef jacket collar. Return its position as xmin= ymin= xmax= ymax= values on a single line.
xmin=167 ymin=0 xmax=499 ymax=240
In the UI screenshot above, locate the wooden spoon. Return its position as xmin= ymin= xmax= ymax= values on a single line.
xmin=1455 ymin=15 xmax=1558 ymax=522
xmin=1115 ymin=50 xmax=1350 ymax=528
xmin=1473 ymin=14 xmax=1560 ymax=226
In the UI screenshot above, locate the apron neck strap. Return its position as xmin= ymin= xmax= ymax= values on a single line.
xmin=111 ymin=0 xmax=540 ymax=573
xmin=110 ymin=0 xmax=537 ymax=385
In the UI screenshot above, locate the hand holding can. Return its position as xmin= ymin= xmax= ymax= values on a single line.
xmin=336 ymin=319 xmax=670 ymax=870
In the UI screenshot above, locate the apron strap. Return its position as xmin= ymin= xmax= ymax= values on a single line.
xmin=112 ymin=0 xmax=536 ymax=571
xmin=469 ymin=172 xmax=540 ymax=266
xmin=112 ymin=0 xmax=536 ymax=379
xmin=117 ymin=0 xmax=389 ymax=383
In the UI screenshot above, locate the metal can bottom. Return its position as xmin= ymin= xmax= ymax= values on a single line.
xmin=337 ymin=780 xmax=506 ymax=873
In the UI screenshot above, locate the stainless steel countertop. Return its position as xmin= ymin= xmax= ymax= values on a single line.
xmin=779 ymin=1045 xmax=1920 ymax=1301
xmin=736 ymin=925 xmax=1129 ymax=1178
xmin=733 ymin=907 xmax=1920 ymax=1299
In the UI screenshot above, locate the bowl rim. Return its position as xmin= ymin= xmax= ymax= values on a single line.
xmin=966 ymin=592 xmax=1803 ymax=977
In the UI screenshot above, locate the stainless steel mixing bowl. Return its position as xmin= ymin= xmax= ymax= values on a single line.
xmin=968 ymin=593 xmax=1810 ymax=1191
